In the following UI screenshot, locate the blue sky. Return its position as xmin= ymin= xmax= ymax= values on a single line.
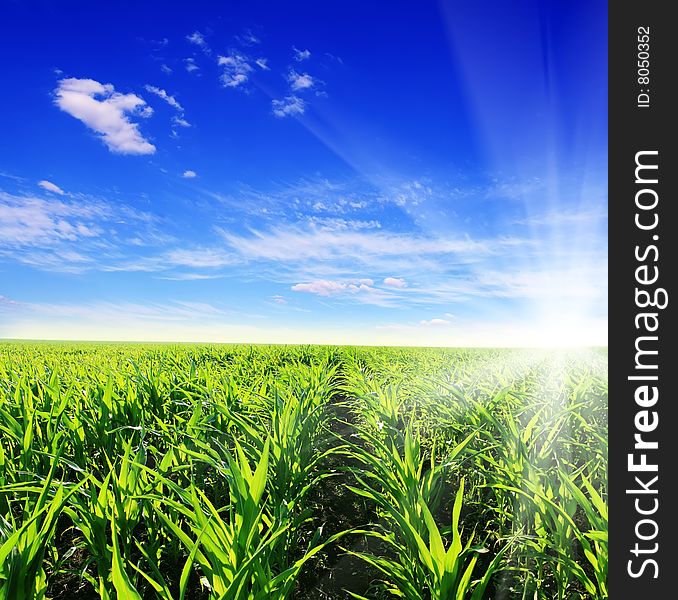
xmin=0 ymin=1 xmax=607 ymax=346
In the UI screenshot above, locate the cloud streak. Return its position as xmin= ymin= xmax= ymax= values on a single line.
xmin=221 ymin=225 xmax=523 ymax=266
xmin=0 ymin=190 xmax=165 ymax=273
xmin=1 ymin=192 xmax=101 ymax=246
xmin=38 ymin=180 xmax=65 ymax=195
xmin=291 ymin=279 xmax=400 ymax=307
xmin=144 ymin=85 xmax=184 ymax=112
xmin=184 ymin=58 xmax=199 ymax=73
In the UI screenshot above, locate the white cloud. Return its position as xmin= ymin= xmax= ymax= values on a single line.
xmin=182 ymin=170 xmax=197 ymax=178
xmin=291 ymin=280 xmax=346 ymax=296
xmin=187 ymin=31 xmax=210 ymax=53
xmin=218 ymin=53 xmax=253 ymax=88
xmin=272 ymin=295 xmax=287 ymax=304
xmin=420 ymin=318 xmax=451 ymax=327
xmin=160 ymin=64 xmax=172 ymax=75
xmin=383 ymin=277 xmax=407 ymax=288
xmin=164 ymin=248 xmax=233 ymax=268
xmin=389 ymin=179 xmax=433 ymax=207
xmin=185 ymin=58 xmax=199 ymax=73
xmin=255 ymin=58 xmax=270 ymax=70
xmin=54 ymin=78 xmax=155 ymax=155
xmin=144 ymin=85 xmax=183 ymax=111
xmin=0 ymin=172 xmax=26 ymax=183
xmin=287 ymin=70 xmax=315 ymax=91
xmin=293 ymin=47 xmax=311 ymax=61
xmin=0 ymin=190 xmax=167 ymax=273
xmin=291 ymin=279 xmax=399 ymax=307
xmin=307 ymin=216 xmax=380 ymax=231
xmin=38 ymin=180 xmax=65 ymax=195
xmin=272 ymin=96 xmax=305 ymax=117
xmin=222 ymin=226 xmax=502 ymax=265
xmin=215 ymin=225 xmax=549 ymax=306
xmin=237 ymin=30 xmax=261 ymax=46
xmin=173 ymin=116 xmax=191 ymax=127
xmin=157 ymin=273 xmax=223 ymax=281
xmin=0 ymin=192 xmax=101 ymax=247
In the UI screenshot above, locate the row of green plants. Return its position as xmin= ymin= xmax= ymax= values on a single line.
xmin=0 ymin=343 xmax=607 ymax=599
xmin=340 ymin=350 xmax=607 ymax=599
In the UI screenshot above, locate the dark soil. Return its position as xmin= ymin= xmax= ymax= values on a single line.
xmin=295 ymin=393 xmax=383 ymax=599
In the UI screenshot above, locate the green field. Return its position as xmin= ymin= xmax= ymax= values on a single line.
xmin=0 ymin=342 xmax=607 ymax=599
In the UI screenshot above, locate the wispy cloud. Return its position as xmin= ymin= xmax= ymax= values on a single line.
xmin=291 ymin=279 xmax=399 ymax=307
xmin=98 ymin=244 xmax=235 ymax=275
xmin=306 ymin=216 xmax=380 ymax=231
xmin=3 ymin=298 xmax=233 ymax=323
xmin=54 ymin=78 xmax=155 ymax=155
xmin=420 ymin=318 xmax=451 ymax=327
xmin=293 ymin=47 xmax=311 ymax=61
xmin=157 ymin=273 xmax=223 ymax=281
xmin=255 ymin=58 xmax=270 ymax=70
xmin=1 ymin=192 xmax=100 ymax=246
xmin=184 ymin=58 xmax=199 ymax=73
xmin=268 ymin=48 xmax=324 ymax=117
xmin=287 ymin=69 xmax=316 ymax=91
xmin=160 ymin=64 xmax=172 ymax=75
xmin=218 ymin=53 xmax=253 ymax=88
xmin=485 ymin=177 xmax=543 ymax=201
xmin=163 ymin=248 xmax=233 ymax=268
xmin=0 ymin=295 xmax=22 ymax=309
xmin=221 ymin=226 xmax=518 ymax=266
xmin=0 ymin=190 xmax=164 ymax=272
xmin=173 ymin=116 xmax=191 ymax=127
xmin=182 ymin=170 xmax=197 ymax=178
xmin=38 ymin=180 xmax=65 ymax=195
xmin=209 ymin=223 xmax=572 ymax=308
xmin=272 ymin=96 xmax=305 ymax=117
xmin=514 ymin=207 xmax=607 ymax=227
xmin=464 ymin=267 xmax=608 ymax=301
xmin=147 ymin=37 xmax=169 ymax=49
xmin=186 ymin=31 xmax=210 ymax=54
xmin=211 ymin=177 xmax=374 ymax=218
xmin=0 ymin=172 xmax=26 ymax=183
xmin=144 ymin=85 xmax=183 ymax=111
xmin=144 ymin=85 xmax=191 ymax=129
xmin=237 ymin=29 xmax=261 ymax=46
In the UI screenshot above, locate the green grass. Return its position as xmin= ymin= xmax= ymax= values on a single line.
xmin=0 ymin=342 xmax=607 ymax=599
